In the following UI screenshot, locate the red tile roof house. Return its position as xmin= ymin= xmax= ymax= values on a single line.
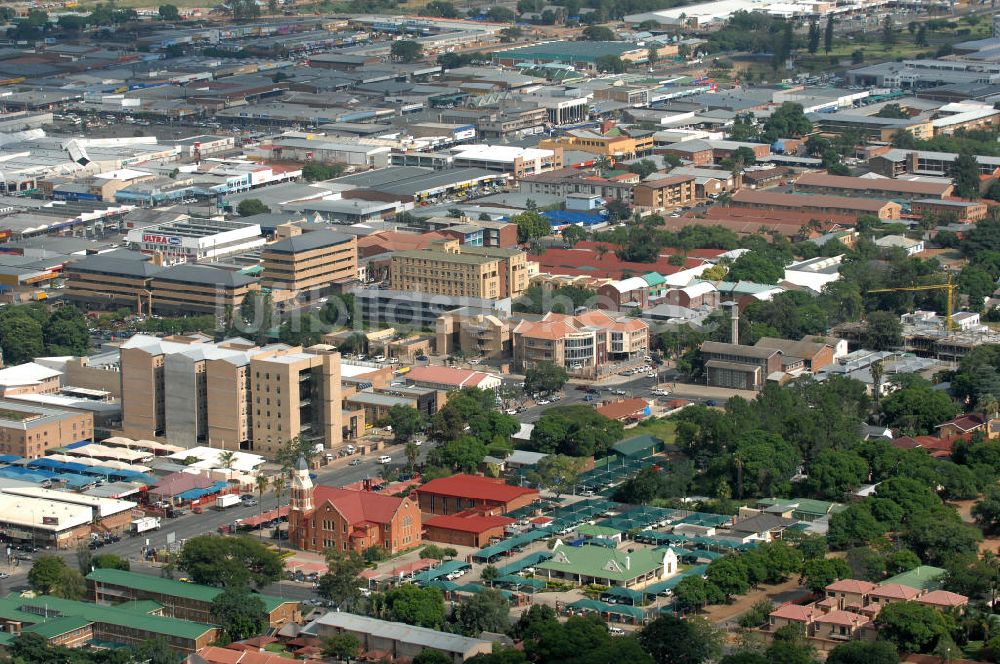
xmin=768 ymin=603 xmax=820 ymax=635
xmin=415 ymin=474 xmax=538 ymax=516
xmin=936 ymin=413 xmax=987 ymax=440
xmin=916 ymin=590 xmax=969 ymax=610
xmin=595 ymin=397 xmax=652 ymax=422
xmin=825 ymin=579 xmax=877 ymax=611
xmin=890 ymin=435 xmax=956 ymax=459
xmin=423 ymin=513 xmax=515 ymax=547
xmin=813 ymin=610 xmax=875 ymax=642
xmin=867 ymin=583 xmax=921 ymax=608
xmin=404 ymin=366 xmax=502 ymax=392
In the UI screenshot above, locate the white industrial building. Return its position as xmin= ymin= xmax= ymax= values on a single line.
xmin=0 ymin=492 xmax=94 ymax=548
xmin=449 ymin=144 xmax=562 ymax=176
xmin=626 ymin=0 xmax=890 ymax=27
xmin=125 ymin=218 xmax=265 ymax=265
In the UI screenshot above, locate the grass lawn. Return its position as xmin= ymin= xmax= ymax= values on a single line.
xmin=632 ymin=418 xmax=678 ymax=447
xmin=263 ymin=643 xmax=293 ymax=657
xmin=0 ymin=409 xmax=34 ymax=421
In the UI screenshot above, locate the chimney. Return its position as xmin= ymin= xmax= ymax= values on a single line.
xmin=722 ymin=301 xmax=739 ymax=344
xmin=600 ymin=119 xmax=615 ymax=134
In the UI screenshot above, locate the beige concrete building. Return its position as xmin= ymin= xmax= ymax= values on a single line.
xmin=512 ymin=310 xmax=649 ymax=378
xmin=119 ymin=334 xmax=343 ymax=454
xmin=0 ymin=399 xmax=93 ymax=458
xmin=390 ymin=241 xmax=528 ymax=300
xmin=149 ymin=264 xmax=257 ymax=315
xmin=436 ymin=311 xmax=511 ymax=359
xmin=262 ymin=228 xmax=358 ymax=295
xmin=249 ymin=346 xmax=342 ymax=457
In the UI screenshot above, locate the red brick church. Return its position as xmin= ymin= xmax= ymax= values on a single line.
xmin=288 ymin=457 xmax=421 ymax=555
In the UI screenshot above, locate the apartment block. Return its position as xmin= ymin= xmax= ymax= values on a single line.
xmin=512 ymin=310 xmax=650 ymax=378
xmin=250 ymin=348 xmax=342 ymax=456
xmin=120 ymin=334 xmax=343 ymax=454
xmin=262 ymin=228 xmax=358 ymax=295
xmin=389 ymin=240 xmax=528 ymax=300
xmin=436 ymin=311 xmax=511 ymax=359
xmin=729 ymin=190 xmax=902 ymax=220
xmin=0 ymin=399 xmax=93 ymax=458
xmin=633 ymin=175 xmax=697 ymax=210
xmin=792 ymin=172 xmax=953 ymax=200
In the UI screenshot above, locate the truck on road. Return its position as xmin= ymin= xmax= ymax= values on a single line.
xmin=131 ymin=516 xmax=161 ymax=534
xmin=215 ymin=494 xmax=241 ymax=510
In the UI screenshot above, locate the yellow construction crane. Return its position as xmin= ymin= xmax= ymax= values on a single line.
xmin=867 ymin=275 xmax=958 ymax=331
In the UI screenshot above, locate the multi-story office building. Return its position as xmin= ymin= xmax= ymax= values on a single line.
xmin=262 ymin=228 xmax=358 ymax=295
xmin=150 ymin=264 xmax=257 ymax=314
xmin=64 ymin=250 xmax=161 ymax=313
xmin=0 ymin=399 xmax=94 ymax=458
xmin=389 ymin=241 xmax=528 ymax=300
xmin=512 ymin=310 xmax=650 ymax=378
xmin=66 ymin=251 xmax=258 ymax=316
xmin=120 ymin=334 xmax=342 ymax=454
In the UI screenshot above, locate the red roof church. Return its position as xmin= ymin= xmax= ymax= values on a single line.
xmin=288 ymin=458 xmax=421 ymax=555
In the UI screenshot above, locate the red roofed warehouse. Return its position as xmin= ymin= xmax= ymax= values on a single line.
xmin=415 ymin=474 xmax=538 ymax=516
xmin=423 ymin=513 xmax=515 ymax=547
xmin=288 ymin=459 xmax=421 ymax=555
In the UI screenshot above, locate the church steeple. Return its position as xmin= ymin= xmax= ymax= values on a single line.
xmin=290 ymin=455 xmax=313 ymax=513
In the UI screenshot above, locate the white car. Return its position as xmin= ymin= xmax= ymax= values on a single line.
xmin=378 ymin=455 xmax=392 ymax=464
xmin=413 ymin=440 xmax=423 ymax=446
xmin=537 ymin=399 xmax=550 ymax=405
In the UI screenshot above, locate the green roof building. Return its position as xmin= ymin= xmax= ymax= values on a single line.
xmin=883 ymin=566 xmax=947 ymax=592
xmin=537 ymin=541 xmax=678 ymax=587
xmin=86 ymin=568 xmax=299 ymax=627
xmin=756 ymin=498 xmax=846 ymax=522
xmin=2 ymin=593 xmax=216 ymax=654
xmin=494 ymin=41 xmax=650 ymax=69
xmin=612 ymin=434 xmax=663 ymax=459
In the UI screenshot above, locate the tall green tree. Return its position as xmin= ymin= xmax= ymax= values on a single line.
xmin=452 ymin=588 xmax=510 ymax=635
xmin=177 ymin=535 xmax=283 ymax=589
xmin=524 ymin=361 xmax=569 ymax=394
xmin=807 ymin=18 xmax=820 ymax=54
xmin=391 ymin=40 xmax=423 ymax=62
xmin=158 ymin=4 xmax=180 ymax=20
xmin=824 ymin=15 xmax=834 ymax=53
xmin=318 ymin=550 xmax=366 ymax=610
xmin=875 ymin=601 xmax=954 ymax=654
xmin=638 ymin=614 xmax=722 ymax=664
xmin=512 ymin=210 xmax=550 ymax=243
xmin=951 ymin=150 xmax=981 ymax=199
xmin=211 ymin=588 xmax=266 ymax=643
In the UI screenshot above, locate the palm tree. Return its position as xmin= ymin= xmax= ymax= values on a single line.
xmin=978 ymin=393 xmax=999 ymax=420
xmin=218 ymin=450 xmax=236 ymax=471
xmin=870 ymin=360 xmax=885 ymax=414
xmin=255 ymin=474 xmax=269 ymax=538
xmin=272 ymin=475 xmax=286 ymax=548
xmin=405 ymin=443 xmax=419 ymax=473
